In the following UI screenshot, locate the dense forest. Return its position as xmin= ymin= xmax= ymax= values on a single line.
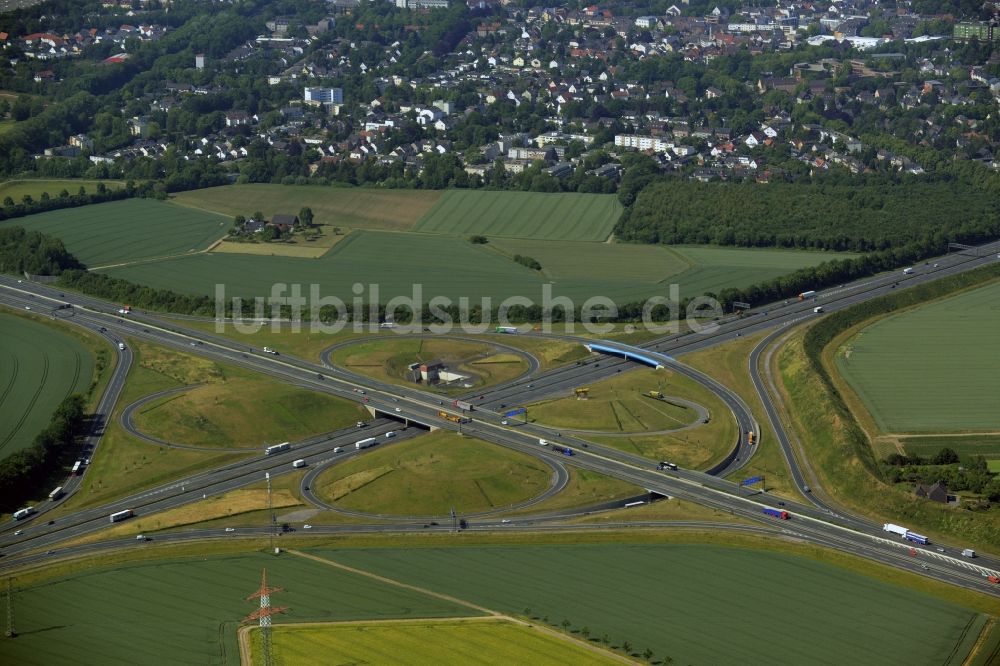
xmin=615 ymin=176 xmax=1000 ymax=252
xmin=0 ymin=227 xmax=82 ymax=276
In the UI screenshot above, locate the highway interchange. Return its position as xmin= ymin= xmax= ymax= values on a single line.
xmin=2 ymin=240 xmax=1000 ymax=599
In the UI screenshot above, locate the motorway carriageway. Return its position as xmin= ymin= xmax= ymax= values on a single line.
xmin=2 ymin=242 xmax=1000 ymax=590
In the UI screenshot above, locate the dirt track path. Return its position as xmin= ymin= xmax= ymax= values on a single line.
xmin=234 ymin=550 xmax=636 ymax=665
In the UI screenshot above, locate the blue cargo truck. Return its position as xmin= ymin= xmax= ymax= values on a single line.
xmin=762 ymin=508 xmax=789 ymax=520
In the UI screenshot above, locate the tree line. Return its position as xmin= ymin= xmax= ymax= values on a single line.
xmin=0 ymin=182 xmax=138 ymax=226
xmin=0 ymin=394 xmax=85 ymax=511
xmin=616 ymin=176 xmax=1000 ymax=252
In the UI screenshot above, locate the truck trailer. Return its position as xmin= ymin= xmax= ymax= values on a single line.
xmin=264 ymin=442 xmax=290 ymax=456
xmin=551 ymin=445 xmax=574 ymax=456
xmin=355 ymin=437 xmax=378 ymax=450
xmin=882 ymin=523 xmax=909 ymax=537
xmin=798 ymin=290 xmax=817 ymax=301
xmin=763 ymin=508 xmax=789 ymax=520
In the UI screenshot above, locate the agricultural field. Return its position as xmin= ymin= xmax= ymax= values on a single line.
xmin=835 ymin=281 xmax=1000 ymax=432
xmin=131 ymin=377 xmax=368 ymax=449
xmin=102 ymin=230 xmax=552 ymax=303
xmin=323 ymin=543 xmax=984 ymax=666
xmin=260 ymin=618 xmax=620 ymax=666
xmin=0 ymin=179 xmax=124 ymax=202
xmin=0 ymin=311 xmax=94 ymax=457
xmin=313 ymin=430 xmax=553 ymax=515
xmin=1 ymin=199 xmax=226 ymax=267
xmin=172 ymin=184 xmax=441 ymax=231
xmin=412 ymin=190 xmax=622 ymax=241
xmin=1 ymin=552 xmax=472 ymax=666
xmin=328 ymin=336 xmax=528 ymax=392
xmin=899 ymin=435 xmax=1000 ymax=463
xmin=487 ymin=237 xmax=691 ymax=282
xmin=101 ymin=226 xmax=849 ymax=306
xmin=668 ymin=245 xmax=857 ymax=301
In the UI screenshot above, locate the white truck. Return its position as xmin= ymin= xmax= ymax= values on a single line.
xmin=813 ymin=306 xmax=824 ymax=313
xmin=292 ymin=459 xmax=306 ymax=468
xmin=262 ymin=347 xmax=278 ymax=355
xmin=12 ymin=507 xmax=35 ymax=521
xmin=962 ymin=548 xmax=976 ymax=558
xmin=883 ymin=523 xmax=908 ymax=537
xmin=355 ymin=437 xmax=378 ymax=450
xmin=902 ymin=267 xmax=914 ymax=275
xmin=118 ymin=342 xmax=125 ymax=350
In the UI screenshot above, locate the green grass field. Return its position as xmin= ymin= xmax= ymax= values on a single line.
xmin=835 ymin=281 xmax=1000 ymax=432
xmin=527 ymin=367 xmax=706 ymax=430
xmin=900 ymin=435 xmax=1000 ymax=461
xmin=102 ymin=229 xmax=550 ymax=302
xmin=52 ymin=340 xmax=253 ymax=514
xmin=527 ymin=368 xmax=733 ymax=469
xmin=328 ymin=336 xmax=527 ymax=392
xmin=0 ymin=179 xmax=124 ymax=203
xmin=0 ymin=311 xmax=94 ymax=457
xmin=2 ymin=199 xmax=226 ymax=267
xmin=413 ymin=190 xmax=622 ymax=241
xmin=488 ymin=237 xmax=690 ymax=282
xmin=261 ymin=619 xmax=619 ymax=666
xmin=102 ymin=228 xmax=847 ymax=306
xmin=172 ymin=184 xmax=441 ymax=231
xmin=132 ymin=377 xmax=368 ymax=449
xmin=313 ymin=431 xmax=552 ymax=515
xmin=2 ymin=552 xmax=473 ymax=666
xmin=322 ymin=543 xmax=982 ymax=666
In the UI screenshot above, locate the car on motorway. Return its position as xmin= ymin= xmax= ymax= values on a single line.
xmin=303 ymin=524 xmax=313 ymax=529
xmin=501 ymin=519 xmax=511 ymax=524
xmin=225 ymin=527 xmax=236 ymax=533
xmin=334 ymin=446 xmax=343 ymax=453
xmin=395 ymin=407 xmax=402 ymax=412
xmin=24 ymin=305 xmax=30 ymax=310
xmin=13 ymin=530 xmax=21 ymax=536
xmin=501 ymin=420 xmax=509 ymax=425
